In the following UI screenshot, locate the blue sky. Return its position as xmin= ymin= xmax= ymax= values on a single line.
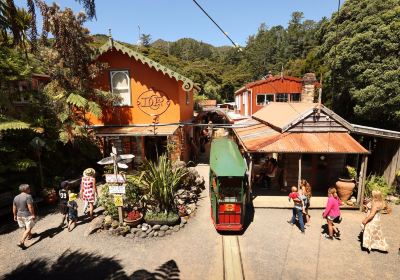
xmin=17 ymin=0 xmax=342 ymax=46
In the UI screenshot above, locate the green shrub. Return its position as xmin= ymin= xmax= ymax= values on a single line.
xmin=365 ymin=175 xmax=394 ymax=198
xmin=145 ymin=211 xmax=179 ymax=223
xmin=98 ymin=184 xmax=118 ymax=216
xmin=125 ymin=175 xmax=148 ymax=208
xmin=138 ymin=154 xmax=188 ymax=211
xmin=346 ymin=166 xmax=357 ymax=180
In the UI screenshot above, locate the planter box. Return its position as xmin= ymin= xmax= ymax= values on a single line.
xmin=145 ymin=215 xmax=180 ymax=226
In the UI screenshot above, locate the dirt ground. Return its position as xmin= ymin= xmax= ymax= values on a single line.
xmin=1 ymin=164 xmax=399 ymax=280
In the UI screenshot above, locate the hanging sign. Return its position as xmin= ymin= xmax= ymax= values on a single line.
xmin=105 ymin=174 xmax=125 ymax=183
xmin=113 ymin=194 xmax=123 ymax=207
xmin=108 ymin=184 xmax=126 ymax=194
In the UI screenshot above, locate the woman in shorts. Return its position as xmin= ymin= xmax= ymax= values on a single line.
xmin=322 ymin=187 xmax=342 ymax=240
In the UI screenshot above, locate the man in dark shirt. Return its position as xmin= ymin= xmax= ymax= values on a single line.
xmin=13 ymin=184 xmax=36 ymax=249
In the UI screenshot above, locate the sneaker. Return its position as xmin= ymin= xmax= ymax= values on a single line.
xmin=324 ymin=234 xmax=333 ymax=240
xmin=287 ymin=220 xmax=294 ymax=225
xmin=305 ymin=223 xmax=311 ymax=227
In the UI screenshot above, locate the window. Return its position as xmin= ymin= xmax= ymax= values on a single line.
xmin=256 ymin=94 xmax=274 ymax=105
xmin=276 ymin=93 xmax=288 ymax=102
xmin=185 ymin=91 xmax=190 ymax=105
xmin=290 ymin=93 xmax=301 ymax=102
xmin=110 ymin=70 xmax=131 ymax=106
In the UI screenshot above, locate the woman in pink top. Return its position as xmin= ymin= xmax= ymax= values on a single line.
xmin=322 ymin=187 xmax=342 ymax=240
xmin=80 ymin=168 xmax=98 ymax=219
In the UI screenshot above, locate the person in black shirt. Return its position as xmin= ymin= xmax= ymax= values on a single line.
xmin=58 ymin=181 xmax=69 ymax=227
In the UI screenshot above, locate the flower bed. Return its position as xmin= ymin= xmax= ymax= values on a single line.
xmin=98 ymin=159 xmax=206 ymax=239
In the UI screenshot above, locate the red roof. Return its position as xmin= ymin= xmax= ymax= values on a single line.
xmin=235 ymin=76 xmax=302 ymax=95
xmin=234 ymin=120 xmax=369 ymax=154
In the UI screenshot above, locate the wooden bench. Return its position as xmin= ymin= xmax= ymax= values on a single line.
xmin=0 ymin=191 xmax=14 ymax=217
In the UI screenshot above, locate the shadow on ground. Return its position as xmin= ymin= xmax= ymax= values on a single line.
xmin=3 ymin=250 xmax=180 ymax=280
xmin=0 ymin=204 xmax=58 ymax=235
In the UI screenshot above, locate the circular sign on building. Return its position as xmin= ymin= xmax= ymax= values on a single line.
xmin=137 ymin=88 xmax=171 ymax=116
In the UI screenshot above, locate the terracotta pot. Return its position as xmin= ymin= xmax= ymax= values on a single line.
xmin=335 ymin=178 xmax=356 ymax=202
xmin=123 ymin=213 xmax=143 ymax=227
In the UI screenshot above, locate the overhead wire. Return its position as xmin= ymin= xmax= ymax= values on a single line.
xmin=191 ymin=0 xmax=242 ymax=50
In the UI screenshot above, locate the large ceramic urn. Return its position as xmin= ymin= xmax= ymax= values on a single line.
xmin=335 ymin=178 xmax=356 ymax=202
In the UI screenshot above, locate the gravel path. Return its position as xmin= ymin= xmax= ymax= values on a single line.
xmin=1 ymin=164 xmax=399 ymax=280
xmin=239 ymin=205 xmax=400 ymax=280
xmin=0 ymin=164 xmax=223 ymax=280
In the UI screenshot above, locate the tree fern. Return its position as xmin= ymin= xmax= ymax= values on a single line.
xmin=66 ymin=93 xmax=88 ymax=108
xmin=87 ymin=101 xmax=102 ymax=118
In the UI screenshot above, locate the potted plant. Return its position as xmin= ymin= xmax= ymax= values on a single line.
xmin=335 ymin=165 xmax=357 ymax=202
xmin=124 ymin=210 xmax=143 ymax=227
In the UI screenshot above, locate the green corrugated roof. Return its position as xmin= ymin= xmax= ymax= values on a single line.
xmin=210 ymin=138 xmax=247 ymax=177
xmin=96 ymin=38 xmax=198 ymax=91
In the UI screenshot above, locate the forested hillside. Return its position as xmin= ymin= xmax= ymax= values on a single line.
xmin=0 ymin=0 xmax=399 ymax=193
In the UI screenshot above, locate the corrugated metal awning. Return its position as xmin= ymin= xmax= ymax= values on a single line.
xmin=234 ymin=121 xmax=369 ymax=154
xmin=93 ymin=125 xmax=179 ymax=137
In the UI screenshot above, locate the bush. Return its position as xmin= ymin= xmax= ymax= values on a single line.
xmin=125 ymin=175 xmax=147 ymax=208
xmin=138 ymin=154 xmax=188 ymax=212
xmin=365 ymin=175 xmax=394 ymax=199
xmin=144 ymin=211 xmax=180 ymax=225
xmin=98 ymin=184 xmax=118 ymax=216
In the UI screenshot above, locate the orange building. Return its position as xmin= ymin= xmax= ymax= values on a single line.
xmin=234 ymin=73 xmax=318 ymax=116
xmin=89 ymin=37 xmax=199 ymax=163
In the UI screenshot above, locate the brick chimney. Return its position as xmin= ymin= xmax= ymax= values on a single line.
xmin=301 ymin=73 xmax=317 ymax=103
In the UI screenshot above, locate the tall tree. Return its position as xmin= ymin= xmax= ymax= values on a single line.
xmin=0 ymin=0 xmax=96 ymax=48
xmin=318 ymin=0 xmax=400 ymax=129
xmin=140 ymin=33 xmax=152 ymax=47
xmin=38 ymin=4 xmax=114 ymax=142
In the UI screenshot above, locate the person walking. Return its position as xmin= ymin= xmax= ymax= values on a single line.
xmin=12 ymin=184 xmax=36 ymax=249
xmin=58 ymin=181 xmax=69 ymax=227
xmin=80 ymin=168 xmax=97 ymax=220
xmin=67 ymin=193 xmax=78 ymax=232
xmin=361 ymin=190 xmax=389 ymax=252
xmin=300 ymin=179 xmax=312 ymax=226
xmin=287 ymin=186 xmax=305 ymax=234
xmin=322 ymin=187 xmax=342 ymax=240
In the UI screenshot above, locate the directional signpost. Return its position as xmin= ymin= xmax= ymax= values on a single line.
xmin=98 ymin=146 xmax=134 ymax=225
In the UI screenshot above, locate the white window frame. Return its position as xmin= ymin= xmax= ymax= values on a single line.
xmin=256 ymin=94 xmax=274 ymax=106
xmin=276 ymin=93 xmax=289 ymax=102
xmin=110 ymin=70 xmax=131 ymax=106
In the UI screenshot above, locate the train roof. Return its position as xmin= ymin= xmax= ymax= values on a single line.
xmin=210 ymin=138 xmax=247 ymax=177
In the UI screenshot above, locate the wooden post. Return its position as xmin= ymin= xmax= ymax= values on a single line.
xmin=112 ymin=151 xmax=124 ymax=225
xmin=358 ymin=155 xmax=368 ymax=211
xmin=248 ymin=156 xmax=253 ymax=194
xmin=298 ymin=154 xmax=302 ymax=187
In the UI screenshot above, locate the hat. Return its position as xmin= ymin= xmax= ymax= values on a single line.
xmin=69 ymin=193 xmax=77 ymax=201
xmin=83 ymin=168 xmax=95 ymax=177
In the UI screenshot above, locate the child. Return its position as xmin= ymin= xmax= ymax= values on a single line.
xmin=288 ymin=186 xmax=299 ymax=202
xmin=287 ymin=186 xmax=305 ymax=233
xmin=58 ymin=181 xmax=69 ymax=227
xmin=67 ymin=193 xmax=78 ymax=232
